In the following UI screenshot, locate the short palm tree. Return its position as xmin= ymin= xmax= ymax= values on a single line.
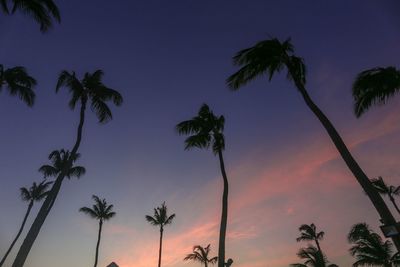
xmin=0 ymin=0 xmax=60 ymax=32
xmin=371 ymin=177 xmax=400 ymax=215
xmin=352 ymin=66 xmax=400 ymax=117
xmin=296 ymin=224 xmax=325 ymax=253
xmin=176 ymin=104 xmax=229 ymax=267
xmin=184 ymin=244 xmax=218 ymax=267
xmin=80 ymin=195 xmax=116 ymax=267
xmin=145 ymin=202 xmax=175 ymax=267
xmin=290 ymin=245 xmax=338 ymax=267
xmin=227 ymin=37 xmax=400 ymax=251
xmin=13 ymin=70 xmax=122 ymax=267
xmin=0 ymin=180 xmax=52 ymax=267
xmin=0 ymin=64 xmax=36 ymax=106
xmin=348 ymin=223 xmax=400 ymax=267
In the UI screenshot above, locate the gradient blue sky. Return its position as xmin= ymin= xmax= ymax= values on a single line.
xmin=1 ymin=1 xmax=400 ymax=267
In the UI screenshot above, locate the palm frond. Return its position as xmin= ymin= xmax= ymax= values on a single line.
xmin=19 ymin=187 xmax=31 ymax=201
xmin=352 ymin=66 xmax=400 ymax=117
xmin=90 ymin=96 xmax=113 ymax=123
xmin=11 ymin=0 xmax=61 ymax=32
xmin=227 ymin=38 xmax=304 ymax=90
xmin=1 ymin=0 xmax=9 ymax=13
xmin=66 ymin=166 xmax=86 ymax=179
xmin=370 ymin=177 xmax=389 ymax=195
xmin=145 ymin=215 xmax=158 ymax=225
xmin=38 ymin=164 xmax=59 ymax=177
xmin=2 ymin=65 xmax=36 ymax=106
xmin=79 ymin=206 xmax=98 ymax=219
xmin=164 ymin=213 xmax=176 ymax=225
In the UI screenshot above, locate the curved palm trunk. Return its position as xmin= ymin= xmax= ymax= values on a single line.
xmin=93 ymin=220 xmax=103 ymax=267
xmin=12 ymin=100 xmax=87 ymax=267
xmin=158 ymin=227 xmax=163 ymax=267
xmin=389 ymin=196 xmax=400 ymax=215
xmin=0 ymin=201 xmax=33 ymax=267
xmin=217 ymin=150 xmax=229 ymax=267
xmin=295 ymin=82 xmax=400 ymax=251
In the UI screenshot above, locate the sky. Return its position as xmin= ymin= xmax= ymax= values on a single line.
xmin=0 ymin=1 xmax=400 ymax=267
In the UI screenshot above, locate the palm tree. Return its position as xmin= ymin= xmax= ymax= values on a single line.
xmin=13 ymin=70 xmax=122 ymax=267
xmin=0 ymin=64 xmax=36 ymax=106
xmin=0 ymin=0 xmax=60 ymax=32
xmin=80 ymin=195 xmax=116 ymax=267
xmin=227 ymin=37 xmax=400 ymax=251
xmin=184 ymin=244 xmax=218 ymax=267
xmin=348 ymin=223 xmax=400 ymax=267
xmin=290 ymin=245 xmax=338 ymax=267
xmin=37 ymin=149 xmax=85 ymax=213
xmin=371 ymin=177 xmax=400 ymax=215
xmin=352 ymin=67 xmax=400 ymax=117
xmin=176 ymin=104 xmax=229 ymax=267
xmin=145 ymin=202 xmax=175 ymax=267
xmin=296 ymin=224 xmax=325 ymax=253
xmin=0 ymin=180 xmax=51 ymax=267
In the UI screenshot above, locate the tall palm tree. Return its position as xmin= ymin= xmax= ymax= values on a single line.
xmin=296 ymin=224 xmax=325 ymax=253
xmin=371 ymin=177 xmax=400 ymax=215
xmin=184 ymin=244 xmax=218 ymax=267
xmin=352 ymin=67 xmax=400 ymax=117
xmin=348 ymin=223 xmax=400 ymax=267
xmin=0 ymin=0 xmax=60 ymax=32
xmin=0 ymin=64 xmax=36 ymax=106
xmin=227 ymin=37 xmax=400 ymax=251
xmin=145 ymin=202 xmax=175 ymax=267
xmin=13 ymin=70 xmax=122 ymax=267
xmin=0 ymin=180 xmax=52 ymax=267
xmin=290 ymin=245 xmax=338 ymax=267
xmin=80 ymin=195 xmax=116 ymax=267
xmin=176 ymin=104 xmax=229 ymax=267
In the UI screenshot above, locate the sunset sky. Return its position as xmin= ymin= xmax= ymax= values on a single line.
xmin=1 ymin=1 xmax=400 ymax=267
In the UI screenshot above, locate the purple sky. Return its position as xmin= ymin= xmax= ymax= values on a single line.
xmin=1 ymin=1 xmax=400 ymax=267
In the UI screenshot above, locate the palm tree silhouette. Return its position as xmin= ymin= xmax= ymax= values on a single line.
xmin=348 ymin=223 xmax=400 ymax=267
xmin=296 ymin=224 xmax=325 ymax=254
xmin=184 ymin=244 xmax=218 ymax=267
xmin=371 ymin=177 xmax=400 ymax=215
xmin=352 ymin=67 xmax=400 ymax=117
xmin=0 ymin=181 xmax=52 ymax=267
xmin=13 ymin=70 xmax=122 ymax=267
xmin=176 ymin=104 xmax=229 ymax=267
xmin=38 ymin=149 xmax=85 ymax=211
xmin=145 ymin=202 xmax=175 ymax=267
xmin=80 ymin=195 xmax=116 ymax=267
xmin=0 ymin=0 xmax=60 ymax=32
xmin=290 ymin=245 xmax=338 ymax=267
xmin=0 ymin=64 xmax=36 ymax=107
xmin=227 ymin=37 xmax=400 ymax=250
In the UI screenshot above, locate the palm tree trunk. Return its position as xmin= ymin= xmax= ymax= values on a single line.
xmin=70 ymin=98 xmax=86 ymax=156
xmin=217 ymin=150 xmax=229 ymax=267
xmin=0 ymin=201 xmax=33 ymax=267
xmin=389 ymin=196 xmax=400 ymax=215
xmin=12 ymin=100 xmax=87 ymax=267
xmin=158 ymin=227 xmax=163 ymax=267
xmin=93 ymin=220 xmax=103 ymax=267
xmin=314 ymin=239 xmax=324 ymax=262
xmin=12 ymin=176 xmax=64 ymax=267
xmin=315 ymin=239 xmax=321 ymax=253
xmin=295 ymin=82 xmax=400 ymax=251
xmin=205 ymin=261 xmax=208 ymax=267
